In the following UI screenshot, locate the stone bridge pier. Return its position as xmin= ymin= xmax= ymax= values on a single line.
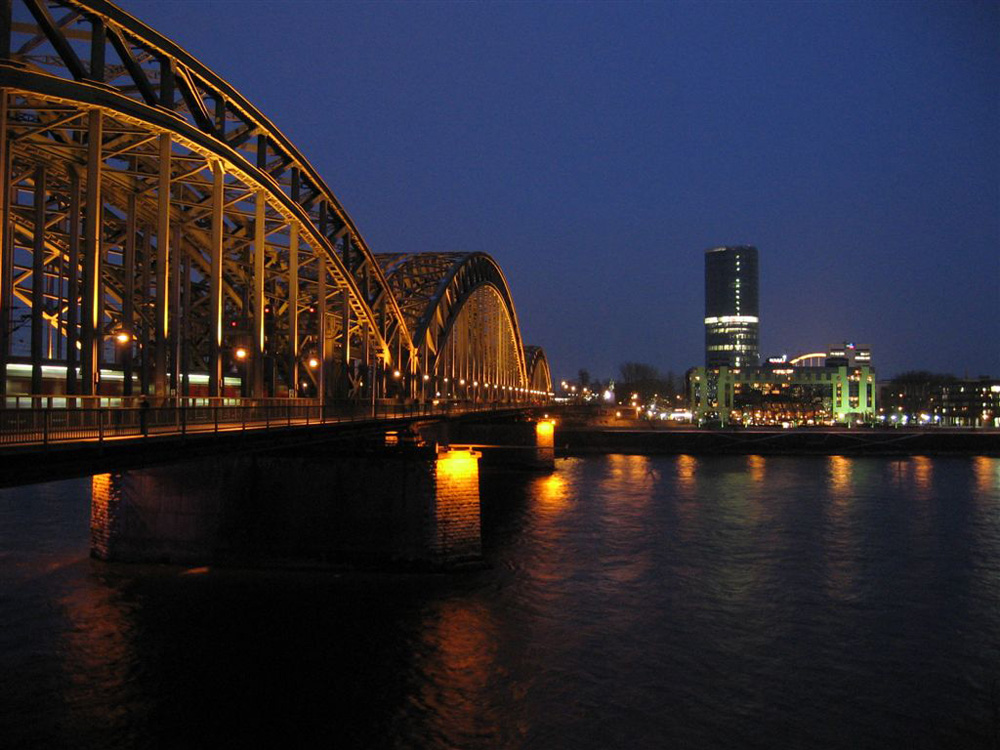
xmin=417 ymin=417 xmax=556 ymax=471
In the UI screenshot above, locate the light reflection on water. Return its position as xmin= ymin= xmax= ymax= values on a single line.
xmin=747 ymin=454 xmax=766 ymax=483
xmin=1 ymin=456 xmax=999 ymax=749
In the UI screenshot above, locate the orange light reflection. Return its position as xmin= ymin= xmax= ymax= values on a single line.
xmin=536 ymin=472 xmax=568 ymax=513
xmin=974 ymin=456 xmax=999 ymax=498
xmin=824 ymin=455 xmax=856 ymax=601
xmin=676 ymin=454 xmax=697 ymax=490
xmin=911 ymin=455 xmax=933 ymax=499
xmin=828 ymin=455 xmax=852 ymax=499
xmin=415 ymin=600 xmax=504 ymax=745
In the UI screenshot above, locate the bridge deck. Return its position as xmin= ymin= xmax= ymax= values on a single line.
xmin=0 ymin=401 xmax=529 ymax=450
xmin=0 ymin=402 xmax=537 ymax=487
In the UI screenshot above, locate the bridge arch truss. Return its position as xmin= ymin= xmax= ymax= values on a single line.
xmin=377 ymin=252 xmax=550 ymax=402
xmin=0 ymin=0 xmax=550 ymax=404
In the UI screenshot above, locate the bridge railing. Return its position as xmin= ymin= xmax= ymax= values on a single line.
xmin=0 ymin=398 xmax=541 ymax=448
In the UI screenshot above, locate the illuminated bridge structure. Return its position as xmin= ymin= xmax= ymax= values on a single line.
xmin=0 ymin=0 xmax=552 ymax=412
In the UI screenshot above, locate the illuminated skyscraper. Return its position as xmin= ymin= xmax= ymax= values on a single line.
xmin=705 ymin=245 xmax=759 ymax=368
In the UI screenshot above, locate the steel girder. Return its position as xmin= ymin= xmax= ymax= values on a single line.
xmin=374 ymin=251 xmax=548 ymax=399
xmin=0 ymin=0 xmax=551 ymax=403
xmin=523 ymin=345 xmax=552 ymax=394
xmin=0 ymin=0 xmax=414 ymax=399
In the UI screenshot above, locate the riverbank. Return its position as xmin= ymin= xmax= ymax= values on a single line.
xmin=556 ymin=426 xmax=1000 ymax=456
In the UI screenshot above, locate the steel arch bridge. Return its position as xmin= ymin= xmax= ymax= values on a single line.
xmin=0 ymin=0 xmax=552 ymax=405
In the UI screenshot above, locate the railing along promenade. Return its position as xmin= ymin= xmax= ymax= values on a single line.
xmin=0 ymin=396 xmax=533 ymax=448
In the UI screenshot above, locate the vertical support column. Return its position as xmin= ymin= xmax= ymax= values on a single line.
xmin=363 ymin=260 xmax=373 ymax=404
xmin=360 ymin=246 xmax=371 ymax=403
xmin=450 ymin=327 xmax=456 ymax=394
xmin=495 ymin=308 xmax=502 ymax=398
xmin=288 ymin=169 xmax=301 ymax=399
xmin=181 ymin=253 xmax=190 ymax=397
xmin=317 ymin=255 xmax=326 ymax=401
xmin=461 ymin=315 xmax=468 ymax=396
xmin=378 ymin=299 xmax=387 ymax=402
xmin=432 ymin=448 xmax=483 ymax=565
xmin=287 ymin=224 xmax=298 ymax=397
xmin=153 ymin=133 xmax=170 ymax=397
xmin=169 ymin=223 xmax=181 ymax=396
xmin=139 ymin=228 xmax=150 ymax=395
xmin=534 ymin=419 xmax=556 ymax=470
xmin=81 ymin=109 xmax=102 ymax=396
xmin=0 ymin=88 xmax=9 ymax=397
xmin=340 ymin=235 xmax=352 ymax=398
xmin=208 ymin=161 xmax=223 ymax=397
xmin=30 ymin=165 xmax=45 ymax=395
xmin=53 ymin=223 xmax=62 ymax=362
xmin=97 ymin=235 xmax=106 ymax=373
xmin=500 ymin=314 xmax=506 ymax=399
xmin=252 ymin=189 xmax=265 ymax=398
xmin=362 ymin=320 xmax=371 ymax=403
xmin=122 ymin=192 xmax=136 ymax=396
xmin=65 ymin=168 xmax=79 ymax=395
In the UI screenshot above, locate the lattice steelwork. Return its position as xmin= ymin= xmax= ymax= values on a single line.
xmin=0 ymin=1 xmax=551 ymax=404
xmin=376 ymin=252 xmax=550 ymax=401
xmin=523 ymin=345 xmax=552 ymax=395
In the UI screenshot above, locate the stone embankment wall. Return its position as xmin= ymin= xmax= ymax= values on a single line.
xmin=558 ymin=427 xmax=1000 ymax=456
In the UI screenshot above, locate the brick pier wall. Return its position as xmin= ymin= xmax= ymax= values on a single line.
xmin=431 ymin=450 xmax=482 ymax=563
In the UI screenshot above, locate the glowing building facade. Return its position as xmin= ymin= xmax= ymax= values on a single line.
xmin=688 ymin=361 xmax=878 ymax=426
xmin=705 ymin=246 xmax=760 ymax=368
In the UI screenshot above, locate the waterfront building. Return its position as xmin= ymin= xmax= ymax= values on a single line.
xmin=876 ymin=373 xmax=999 ymax=427
xmin=939 ymin=379 xmax=1000 ymax=427
xmin=825 ymin=342 xmax=871 ymax=368
xmin=877 ymin=373 xmax=950 ymax=423
xmin=704 ymin=246 xmax=760 ymax=368
xmin=688 ymin=360 xmax=877 ymax=426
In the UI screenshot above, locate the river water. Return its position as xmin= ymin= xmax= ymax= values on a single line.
xmin=1 ymin=454 xmax=998 ymax=749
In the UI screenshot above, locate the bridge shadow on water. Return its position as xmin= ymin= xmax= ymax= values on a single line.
xmin=0 ymin=467 xmax=549 ymax=749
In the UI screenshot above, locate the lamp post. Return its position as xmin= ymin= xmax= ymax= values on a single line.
xmin=302 ymin=354 xmax=319 ymax=398
xmin=234 ymin=345 xmax=249 ymax=398
xmin=112 ymin=329 xmax=134 ymax=397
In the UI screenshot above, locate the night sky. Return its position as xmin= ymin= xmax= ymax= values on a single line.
xmin=119 ymin=0 xmax=998 ymax=382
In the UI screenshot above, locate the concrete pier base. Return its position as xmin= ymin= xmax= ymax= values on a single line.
xmin=420 ymin=417 xmax=556 ymax=471
xmin=90 ymin=446 xmax=483 ymax=569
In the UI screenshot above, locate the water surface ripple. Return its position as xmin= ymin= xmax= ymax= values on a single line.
xmin=1 ymin=455 xmax=998 ymax=748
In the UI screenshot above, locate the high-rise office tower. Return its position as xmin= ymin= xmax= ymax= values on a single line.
xmin=705 ymin=245 xmax=759 ymax=367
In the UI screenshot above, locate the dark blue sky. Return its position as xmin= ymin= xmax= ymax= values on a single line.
xmin=122 ymin=0 xmax=998 ymax=381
